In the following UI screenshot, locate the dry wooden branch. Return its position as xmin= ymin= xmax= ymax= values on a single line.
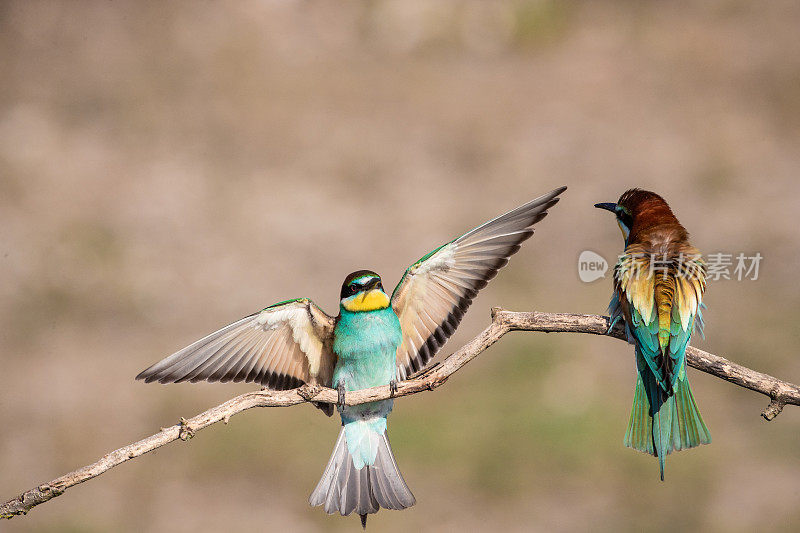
xmin=3 ymin=309 xmax=799 ymax=519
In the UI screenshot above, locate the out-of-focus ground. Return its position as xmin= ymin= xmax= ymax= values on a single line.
xmin=1 ymin=1 xmax=800 ymax=531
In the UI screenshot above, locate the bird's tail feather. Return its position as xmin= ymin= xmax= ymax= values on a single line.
xmin=624 ymin=374 xmax=654 ymax=455
xmin=671 ymin=377 xmax=711 ymax=452
xmin=309 ymin=426 xmax=415 ymax=523
xmin=624 ymin=372 xmax=710 ymax=480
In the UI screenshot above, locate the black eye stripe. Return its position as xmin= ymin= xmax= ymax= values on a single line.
xmin=341 ymin=276 xmax=382 ymax=299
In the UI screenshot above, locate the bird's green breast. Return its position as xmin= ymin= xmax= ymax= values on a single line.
xmin=333 ymin=307 xmax=402 ymax=392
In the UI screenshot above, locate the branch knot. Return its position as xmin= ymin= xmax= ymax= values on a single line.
xmin=297 ymin=384 xmax=322 ymax=401
xmin=178 ymin=417 xmax=195 ymax=441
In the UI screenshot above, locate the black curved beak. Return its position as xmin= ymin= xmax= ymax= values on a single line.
xmin=365 ymin=278 xmax=382 ymax=291
xmin=594 ymin=202 xmax=617 ymax=213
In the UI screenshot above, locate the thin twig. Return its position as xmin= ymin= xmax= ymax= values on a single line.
xmin=2 ymin=309 xmax=798 ymax=519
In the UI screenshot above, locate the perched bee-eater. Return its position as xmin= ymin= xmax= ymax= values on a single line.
xmin=137 ymin=186 xmax=566 ymax=526
xmin=595 ymin=189 xmax=710 ymax=480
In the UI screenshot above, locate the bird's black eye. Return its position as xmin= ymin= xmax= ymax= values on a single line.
xmin=350 ymin=284 xmax=360 ymax=294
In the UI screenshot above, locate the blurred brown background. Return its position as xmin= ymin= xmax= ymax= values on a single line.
xmin=2 ymin=1 xmax=800 ymax=531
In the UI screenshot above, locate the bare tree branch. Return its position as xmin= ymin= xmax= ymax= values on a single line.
xmin=3 ymin=309 xmax=799 ymax=519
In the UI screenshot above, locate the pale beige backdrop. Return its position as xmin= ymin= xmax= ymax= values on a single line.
xmin=2 ymin=1 xmax=800 ymax=532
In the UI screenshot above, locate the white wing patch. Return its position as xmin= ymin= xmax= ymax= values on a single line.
xmin=254 ymin=305 xmax=326 ymax=378
xmin=412 ymin=245 xmax=456 ymax=276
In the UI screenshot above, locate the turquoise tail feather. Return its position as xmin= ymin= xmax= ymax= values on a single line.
xmin=624 ymin=374 xmax=654 ymax=455
xmin=624 ymin=357 xmax=710 ymax=480
xmin=652 ymin=383 xmax=672 ymax=482
xmin=624 ymin=369 xmax=672 ymax=481
xmin=671 ymin=377 xmax=711 ymax=452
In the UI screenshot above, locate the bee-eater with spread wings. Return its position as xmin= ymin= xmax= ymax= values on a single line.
xmin=137 ymin=186 xmax=566 ymax=527
xmin=595 ymin=189 xmax=710 ymax=480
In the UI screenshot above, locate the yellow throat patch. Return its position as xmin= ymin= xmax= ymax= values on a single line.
xmin=343 ymin=290 xmax=390 ymax=312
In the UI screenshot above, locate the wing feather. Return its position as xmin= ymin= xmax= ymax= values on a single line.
xmin=217 ymin=328 xmax=264 ymax=382
xmin=233 ymin=333 xmax=269 ymax=383
xmin=136 ymin=298 xmax=335 ymax=390
xmin=391 ymin=186 xmax=566 ymax=379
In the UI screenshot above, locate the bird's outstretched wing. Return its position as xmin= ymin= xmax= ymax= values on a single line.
xmin=390 ymin=186 xmax=567 ymax=380
xmin=136 ymin=298 xmax=336 ymax=392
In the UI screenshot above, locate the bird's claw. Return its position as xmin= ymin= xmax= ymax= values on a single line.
xmin=389 ymin=379 xmax=398 ymax=397
xmin=606 ymin=315 xmax=622 ymax=335
xmin=337 ymin=381 xmax=346 ymax=414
